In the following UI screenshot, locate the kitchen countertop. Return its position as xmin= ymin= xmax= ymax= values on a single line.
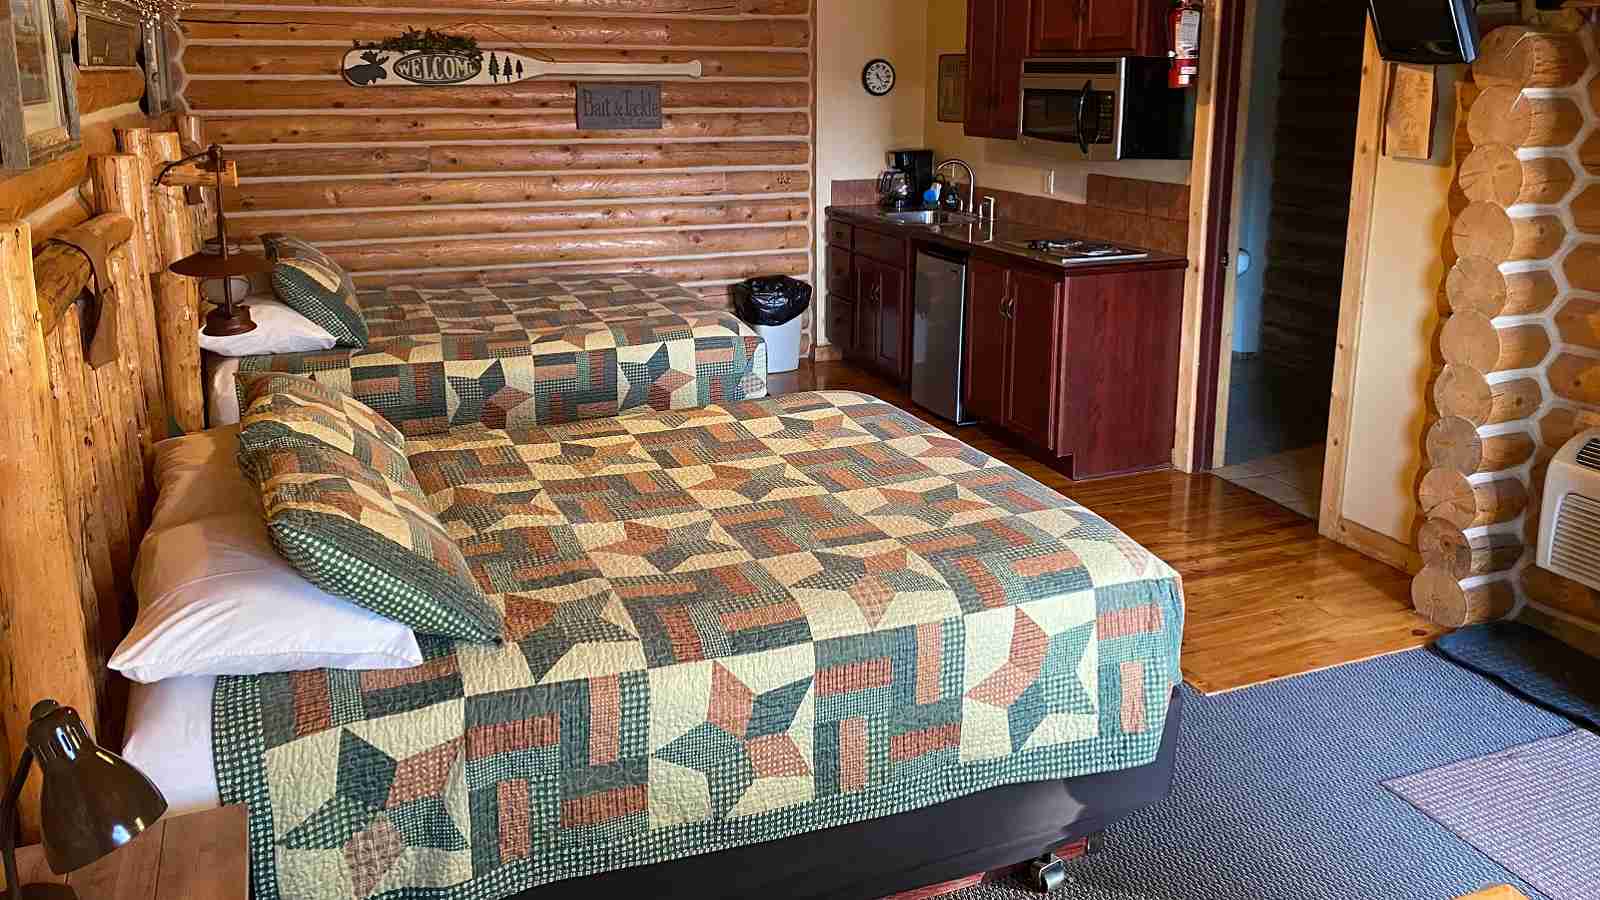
xmin=826 ymin=205 xmax=1189 ymax=273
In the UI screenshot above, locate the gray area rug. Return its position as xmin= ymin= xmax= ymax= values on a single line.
xmin=1384 ymin=729 xmax=1600 ymax=900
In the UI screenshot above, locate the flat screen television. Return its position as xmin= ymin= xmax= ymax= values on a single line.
xmin=1367 ymin=0 xmax=1480 ymax=65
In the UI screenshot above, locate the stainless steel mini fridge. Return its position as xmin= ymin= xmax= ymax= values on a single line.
xmin=911 ymin=247 xmax=974 ymax=425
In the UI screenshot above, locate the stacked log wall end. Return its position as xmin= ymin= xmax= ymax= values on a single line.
xmin=1451 ymin=202 xmax=1565 ymax=264
xmin=1417 ymin=517 xmax=1526 ymax=578
xmin=1411 ymin=567 xmax=1518 ymax=627
xmin=1433 ymin=365 xmax=1544 ymax=425
xmin=1472 ymin=27 xmax=1590 ymax=90
xmin=1467 ymin=89 xmax=1584 ymax=149
xmin=1458 ymin=146 xmax=1575 ymax=207
xmin=1446 ymin=257 xmax=1558 ymax=317
xmin=1417 ymin=468 xmax=1530 ymax=529
xmin=1425 ymin=415 xmax=1537 ymax=474
xmin=1439 ymin=311 xmax=1552 ymax=373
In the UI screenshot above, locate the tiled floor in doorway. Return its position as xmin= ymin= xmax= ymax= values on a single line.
xmin=1213 ymin=444 xmax=1325 ymax=519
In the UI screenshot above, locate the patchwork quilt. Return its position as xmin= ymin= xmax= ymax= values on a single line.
xmin=213 ymin=392 xmax=1185 ymax=900
xmin=236 ymin=274 xmax=769 ymax=436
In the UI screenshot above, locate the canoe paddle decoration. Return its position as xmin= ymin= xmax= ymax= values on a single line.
xmin=342 ymin=29 xmax=702 ymax=87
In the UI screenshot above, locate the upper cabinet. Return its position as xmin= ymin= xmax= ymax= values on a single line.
xmin=965 ymin=0 xmax=1031 ymax=140
xmin=1030 ymin=0 xmax=1168 ymax=56
xmin=965 ymin=0 xmax=1169 ymax=141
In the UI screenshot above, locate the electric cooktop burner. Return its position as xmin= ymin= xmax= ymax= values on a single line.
xmin=1025 ymin=238 xmax=1150 ymax=262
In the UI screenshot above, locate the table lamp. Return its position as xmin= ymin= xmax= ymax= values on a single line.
xmin=156 ymin=143 xmax=269 ymax=337
xmin=0 ymin=701 xmax=167 ymax=900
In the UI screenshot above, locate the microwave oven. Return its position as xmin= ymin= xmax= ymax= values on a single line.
xmin=1019 ymin=57 xmax=1195 ymax=161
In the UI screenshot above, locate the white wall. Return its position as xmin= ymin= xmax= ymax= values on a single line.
xmin=1341 ymin=66 xmax=1464 ymax=542
xmin=813 ymin=0 xmax=929 ymax=346
xmin=922 ymin=0 xmax=1191 ymax=202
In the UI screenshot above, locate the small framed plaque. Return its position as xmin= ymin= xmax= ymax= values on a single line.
xmin=576 ymin=83 xmax=663 ymax=130
xmin=938 ymin=54 xmax=967 ymax=123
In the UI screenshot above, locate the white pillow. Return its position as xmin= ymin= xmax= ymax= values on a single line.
xmin=110 ymin=426 xmax=423 ymax=683
xmin=197 ymin=296 xmax=337 ymax=357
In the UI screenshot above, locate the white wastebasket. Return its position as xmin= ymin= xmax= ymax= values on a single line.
xmin=753 ymin=317 xmax=801 ymax=373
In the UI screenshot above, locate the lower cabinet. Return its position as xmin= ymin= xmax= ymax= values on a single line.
xmin=966 ymin=252 xmax=1185 ymax=479
xmin=827 ymin=216 xmax=911 ymax=383
xmin=826 ymin=294 xmax=855 ymax=354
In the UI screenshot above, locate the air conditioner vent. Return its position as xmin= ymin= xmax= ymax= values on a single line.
xmin=1539 ymin=428 xmax=1600 ymax=590
xmin=1578 ymin=439 xmax=1600 ymax=471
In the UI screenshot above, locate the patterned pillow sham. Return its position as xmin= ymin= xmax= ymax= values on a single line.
xmin=246 ymin=445 xmax=503 ymax=644
xmin=261 ymin=233 xmax=368 ymax=348
xmin=235 ymin=372 xmax=411 ymax=486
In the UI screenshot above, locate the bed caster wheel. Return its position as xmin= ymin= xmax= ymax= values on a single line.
xmin=1025 ymin=854 xmax=1068 ymax=893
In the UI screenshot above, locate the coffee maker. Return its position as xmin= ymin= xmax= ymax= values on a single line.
xmin=878 ymin=148 xmax=935 ymax=210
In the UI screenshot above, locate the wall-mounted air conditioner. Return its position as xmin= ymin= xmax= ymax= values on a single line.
xmin=1538 ymin=428 xmax=1600 ymax=590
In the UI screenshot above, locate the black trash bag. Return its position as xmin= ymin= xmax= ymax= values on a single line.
xmin=731 ymin=276 xmax=812 ymax=327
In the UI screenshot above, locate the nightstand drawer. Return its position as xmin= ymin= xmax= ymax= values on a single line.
xmin=826 ymin=219 xmax=853 ymax=249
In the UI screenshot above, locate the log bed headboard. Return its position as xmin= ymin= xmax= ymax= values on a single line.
xmin=0 ymin=127 xmax=210 ymax=836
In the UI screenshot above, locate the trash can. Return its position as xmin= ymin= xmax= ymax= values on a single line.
xmin=731 ymin=276 xmax=812 ymax=374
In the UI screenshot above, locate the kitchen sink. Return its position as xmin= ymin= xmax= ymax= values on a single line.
xmin=882 ymin=210 xmax=977 ymax=226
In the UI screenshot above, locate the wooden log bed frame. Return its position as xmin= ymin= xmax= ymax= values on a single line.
xmin=0 ymin=126 xmax=211 ymax=836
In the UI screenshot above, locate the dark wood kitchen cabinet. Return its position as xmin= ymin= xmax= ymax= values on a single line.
xmin=825 ymin=216 xmax=911 ymax=384
xmin=966 ymin=251 xmax=1186 ymax=479
xmin=1030 ymin=0 xmax=1167 ymax=55
xmin=965 ymin=0 xmax=1031 ymax=140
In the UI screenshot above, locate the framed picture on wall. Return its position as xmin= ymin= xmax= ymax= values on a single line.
xmin=0 ymin=0 xmax=81 ymax=171
xmin=75 ymin=0 xmax=140 ymax=69
xmin=142 ymin=18 xmax=180 ymax=115
xmin=938 ymin=54 xmax=966 ymax=123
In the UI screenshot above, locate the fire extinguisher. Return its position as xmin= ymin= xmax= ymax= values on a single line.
xmin=1169 ymin=0 xmax=1203 ymax=89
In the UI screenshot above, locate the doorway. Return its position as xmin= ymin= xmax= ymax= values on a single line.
xmin=1210 ymin=0 xmax=1368 ymax=518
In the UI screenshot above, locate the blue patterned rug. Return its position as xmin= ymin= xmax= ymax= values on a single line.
xmin=1434 ymin=622 xmax=1600 ymax=731
xmin=949 ymin=649 xmax=1565 ymax=900
xmin=1386 ymin=730 xmax=1600 ymax=900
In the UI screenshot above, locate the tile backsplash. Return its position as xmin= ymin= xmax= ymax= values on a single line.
xmin=828 ymin=175 xmax=1191 ymax=258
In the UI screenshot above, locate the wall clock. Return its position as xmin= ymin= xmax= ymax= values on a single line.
xmin=862 ymin=58 xmax=895 ymax=96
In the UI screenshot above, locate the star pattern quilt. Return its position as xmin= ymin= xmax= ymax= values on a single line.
xmin=235 ymin=274 xmax=769 ymax=437
xmin=214 ymin=391 xmax=1184 ymax=900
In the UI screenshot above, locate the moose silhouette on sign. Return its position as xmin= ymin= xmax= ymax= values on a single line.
xmin=344 ymin=51 xmax=390 ymax=85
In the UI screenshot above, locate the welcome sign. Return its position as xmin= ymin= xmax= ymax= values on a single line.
xmin=341 ymin=48 xmax=702 ymax=87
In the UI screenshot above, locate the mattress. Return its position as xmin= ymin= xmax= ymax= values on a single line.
xmin=230 ymin=273 xmax=769 ymax=433
xmin=213 ymin=390 xmax=1185 ymax=900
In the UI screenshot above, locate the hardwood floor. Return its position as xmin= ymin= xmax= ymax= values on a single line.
xmin=772 ymin=361 xmax=1445 ymax=694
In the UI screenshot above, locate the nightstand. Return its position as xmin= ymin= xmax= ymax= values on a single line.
xmin=4 ymin=805 xmax=246 ymax=900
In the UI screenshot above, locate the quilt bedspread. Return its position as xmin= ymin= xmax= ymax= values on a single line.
xmin=236 ymin=274 xmax=768 ymax=436
xmin=213 ymin=391 xmax=1184 ymax=900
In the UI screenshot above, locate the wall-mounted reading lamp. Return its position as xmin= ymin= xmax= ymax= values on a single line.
xmin=155 ymin=144 xmax=265 ymax=336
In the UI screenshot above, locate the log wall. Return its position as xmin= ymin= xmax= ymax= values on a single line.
xmin=1414 ymin=25 xmax=1600 ymax=645
xmin=175 ymin=0 xmax=817 ymax=351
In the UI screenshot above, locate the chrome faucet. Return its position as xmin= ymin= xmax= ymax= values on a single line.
xmin=936 ymin=158 xmax=976 ymax=215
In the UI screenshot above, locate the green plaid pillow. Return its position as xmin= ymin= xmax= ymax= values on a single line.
xmin=261 ymin=234 xmax=368 ymax=348
xmin=246 ymin=445 xmax=503 ymax=643
xmin=235 ymin=372 xmax=410 ymax=484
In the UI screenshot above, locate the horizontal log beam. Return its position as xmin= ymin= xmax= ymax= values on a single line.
xmin=349 ymin=251 xmax=809 ymax=288
xmin=1521 ymin=563 xmax=1600 ymax=622
xmin=1439 ymin=311 xmax=1551 ymax=372
xmin=1417 ymin=518 xmax=1525 ymax=579
xmin=229 ymin=198 xmax=809 ymax=243
xmin=323 ymin=224 xmax=812 ymax=272
xmin=1446 ymin=256 xmax=1558 ymax=317
xmin=1566 ymin=184 xmax=1600 ymax=235
xmin=1411 ymin=567 xmax=1516 ymax=627
xmin=1473 ymin=27 xmax=1588 ymax=89
xmin=1562 ymin=243 xmax=1600 ymax=292
xmin=180 ymin=12 xmax=811 ymax=48
xmin=31 ymin=215 xmax=136 ymax=334
xmin=205 ymin=111 xmax=811 ymax=146
xmin=1425 ymin=415 xmax=1536 ymax=475
xmin=230 ymin=142 xmax=810 ymax=178
xmin=1467 ymin=88 xmax=1583 ymax=149
xmin=195 ymin=0 xmax=809 ymax=10
xmin=78 ymin=69 xmax=146 ymax=116
xmin=1538 ymin=406 xmax=1600 ymax=450
xmin=229 ymin=170 xmax=809 ymax=212
xmin=183 ymin=46 xmax=810 ymax=78
xmin=1451 ymin=202 xmax=1564 ymax=263
xmin=1418 ymin=469 xmax=1528 ymax=530
xmin=1545 ymin=351 xmax=1600 ymax=405
xmin=184 ymin=79 xmax=811 ymax=113
xmin=1458 ymin=145 xmax=1574 ymax=207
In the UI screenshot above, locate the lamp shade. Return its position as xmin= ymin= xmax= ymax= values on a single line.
xmin=26 ymin=701 xmax=167 ymax=874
